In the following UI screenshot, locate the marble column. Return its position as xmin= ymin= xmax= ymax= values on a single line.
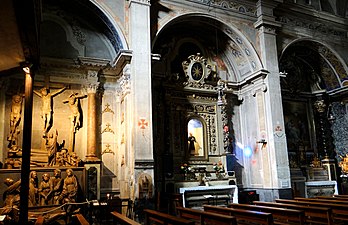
xmin=85 ymin=73 xmax=99 ymax=161
xmin=86 ymin=85 xmax=98 ymax=161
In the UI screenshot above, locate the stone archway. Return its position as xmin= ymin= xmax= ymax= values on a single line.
xmin=151 ymin=13 xmax=264 ymax=193
xmin=279 ymin=39 xmax=348 ymax=178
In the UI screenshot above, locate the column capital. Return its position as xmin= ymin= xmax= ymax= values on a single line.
xmin=129 ymin=0 xmax=150 ymax=7
xmin=256 ymin=24 xmax=278 ymax=34
xmin=84 ymin=83 xmax=99 ymax=94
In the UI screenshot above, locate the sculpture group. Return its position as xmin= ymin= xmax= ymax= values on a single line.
xmin=5 ymin=86 xmax=85 ymax=168
xmin=4 ymin=169 xmax=78 ymax=209
xmin=0 ymin=169 xmax=79 ymax=222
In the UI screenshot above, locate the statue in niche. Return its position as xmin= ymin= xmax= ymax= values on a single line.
xmin=7 ymin=93 xmax=24 ymax=148
xmin=38 ymin=173 xmax=52 ymax=206
xmin=188 ymin=132 xmax=200 ymax=156
xmin=29 ymin=171 xmax=39 ymax=207
xmin=187 ymin=118 xmax=204 ymax=157
xmin=34 ymin=86 xmax=67 ymax=137
xmin=63 ymin=93 xmax=86 ymax=133
xmin=50 ymin=169 xmax=63 ymax=205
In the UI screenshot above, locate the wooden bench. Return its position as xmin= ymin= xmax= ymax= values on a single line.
xmin=111 ymin=211 xmax=141 ymax=225
xmin=176 ymin=206 xmax=237 ymax=225
xmin=253 ymin=201 xmax=333 ymax=225
xmin=334 ymin=194 xmax=348 ymax=198
xmin=143 ymin=209 xmax=195 ymax=225
xmin=228 ymin=203 xmax=305 ymax=225
xmin=73 ymin=214 xmax=90 ymax=225
xmin=203 ymin=204 xmax=274 ymax=225
xmin=294 ymin=197 xmax=348 ymax=205
xmin=316 ymin=196 xmax=348 ymax=201
xmin=275 ymin=199 xmax=348 ymax=223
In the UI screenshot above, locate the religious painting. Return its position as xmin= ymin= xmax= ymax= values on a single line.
xmin=187 ymin=118 xmax=204 ymax=157
xmin=283 ymin=100 xmax=314 ymax=156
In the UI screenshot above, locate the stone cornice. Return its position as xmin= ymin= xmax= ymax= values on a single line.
xmin=276 ymin=2 xmax=348 ymax=27
xmin=277 ymin=14 xmax=347 ymax=39
xmin=111 ymin=49 xmax=132 ymax=76
xmin=40 ymin=57 xmax=110 ymax=70
xmin=163 ymin=0 xmax=257 ymax=17
xmin=225 ymin=69 xmax=269 ymax=90
xmin=77 ymin=57 xmax=110 ymax=68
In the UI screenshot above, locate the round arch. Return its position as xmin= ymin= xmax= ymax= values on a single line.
xmin=89 ymin=1 xmax=129 ymax=51
xmin=280 ymin=38 xmax=348 ymax=92
xmin=152 ymin=12 xmax=263 ymax=83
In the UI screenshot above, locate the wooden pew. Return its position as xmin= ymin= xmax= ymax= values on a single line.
xmin=111 ymin=211 xmax=141 ymax=225
xmin=73 ymin=213 xmax=90 ymax=225
xmin=315 ymin=195 xmax=348 ymax=201
xmin=143 ymin=209 xmax=195 ymax=225
xmin=203 ymin=204 xmax=274 ymax=225
xmin=176 ymin=206 xmax=237 ymax=225
xmin=228 ymin=203 xmax=305 ymax=225
xmin=294 ymin=197 xmax=348 ymax=205
xmin=275 ymin=198 xmax=348 ymax=223
xmin=253 ymin=201 xmax=333 ymax=225
xmin=334 ymin=194 xmax=348 ymax=198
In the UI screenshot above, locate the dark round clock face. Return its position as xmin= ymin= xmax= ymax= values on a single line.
xmin=191 ymin=62 xmax=204 ymax=81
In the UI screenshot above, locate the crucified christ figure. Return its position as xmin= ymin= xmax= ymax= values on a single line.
xmin=7 ymin=94 xmax=24 ymax=147
xmin=63 ymin=93 xmax=87 ymax=133
xmin=34 ymin=86 xmax=67 ymax=137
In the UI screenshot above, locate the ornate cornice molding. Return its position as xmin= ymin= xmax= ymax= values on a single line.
xmin=278 ymin=15 xmax=347 ymax=39
xmin=187 ymin=0 xmax=256 ymax=16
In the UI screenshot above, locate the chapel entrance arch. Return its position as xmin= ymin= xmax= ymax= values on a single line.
xmin=151 ymin=13 xmax=263 ymax=192
xmin=279 ymin=39 xmax=348 ymax=176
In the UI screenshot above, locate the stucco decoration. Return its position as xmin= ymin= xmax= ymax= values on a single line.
xmin=190 ymin=0 xmax=256 ymax=16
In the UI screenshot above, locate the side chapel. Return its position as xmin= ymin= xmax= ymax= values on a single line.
xmin=0 ymin=0 xmax=348 ymax=223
